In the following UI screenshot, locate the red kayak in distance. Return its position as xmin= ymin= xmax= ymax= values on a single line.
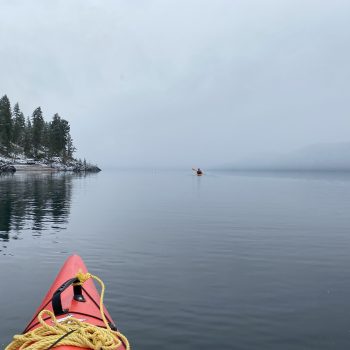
xmin=21 ymin=255 xmax=128 ymax=350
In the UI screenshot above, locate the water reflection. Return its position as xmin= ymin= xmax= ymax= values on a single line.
xmin=0 ymin=173 xmax=74 ymax=236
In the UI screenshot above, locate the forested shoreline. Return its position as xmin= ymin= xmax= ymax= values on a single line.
xmin=0 ymin=94 xmax=100 ymax=173
xmin=0 ymin=95 xmax=74 ymax=160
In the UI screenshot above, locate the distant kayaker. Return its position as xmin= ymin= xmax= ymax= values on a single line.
xmin=192 ymin=167 xmax=203 ymax=175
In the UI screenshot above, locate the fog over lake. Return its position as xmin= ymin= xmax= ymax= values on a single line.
xmin=1 ymin=0 xmax=350 ymax=168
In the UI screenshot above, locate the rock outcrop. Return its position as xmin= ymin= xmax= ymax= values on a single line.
xmin=0 ymin=161 xmax=16 ymax=173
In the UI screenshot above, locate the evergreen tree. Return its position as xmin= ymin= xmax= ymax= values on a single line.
xmin=41 ymin=121 xmax=50 ymax=158
xmin=31 ymin=107 xmax=44 ymax=158
xmin=12 ymin=103 xmax=25 ymax=147
xmin=66 ymin=134 xmax=76 ymax=159
xmin=23 ymin=117 xmax=32 ymax=157
xmin=49 ymin=114 xmax=71 ymax=158
xmin=0 ymin=95 xmax=13 ymax=154
xmin=0 ymin=94 xmax=77 ymax=163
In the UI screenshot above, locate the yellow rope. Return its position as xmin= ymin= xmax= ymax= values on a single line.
xmin=5 ymin=272 xmax=130 ymax=350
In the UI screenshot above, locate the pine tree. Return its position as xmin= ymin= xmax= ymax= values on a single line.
xmin=31 ymin=107 xmax=44 ymax=158
xmin=0 ymin=95 xmax=13 ymax=154
xmin=49 ymin=114 xmax=61 ymax=157
xmin=1 ymin=94 xmax=77 ymax=163
xmin=49 ymin=114 xmax=71 ymax=159
xmin=66 ymin=134 xmax=76 ymax=159
xmin=23 ymin=117 xmax=32 ymax=157
xmin=41 ymin=121 xmax=50 ymax=159
xmin=12 ymin=103 xmax=26 ymax=147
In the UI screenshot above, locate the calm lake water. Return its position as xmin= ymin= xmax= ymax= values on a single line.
xmin=1 ymin=170 xmax=350 ymax=349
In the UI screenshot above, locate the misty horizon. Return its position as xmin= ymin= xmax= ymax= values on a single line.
xmin=1 ymin=1 xmax=349 ymax=168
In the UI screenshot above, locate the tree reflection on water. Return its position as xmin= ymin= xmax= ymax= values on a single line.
xmin=0 ymin=173 xmax=74 ymax=236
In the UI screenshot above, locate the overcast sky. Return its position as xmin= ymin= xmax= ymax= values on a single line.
xmin=0 ymin=0 xmax=349 ymax=168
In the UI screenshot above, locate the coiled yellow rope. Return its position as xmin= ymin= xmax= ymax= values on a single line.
xmin=5 ymin=272 xmax=130 ymax=350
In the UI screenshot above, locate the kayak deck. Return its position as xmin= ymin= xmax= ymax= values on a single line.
xmin=21 ymin=255 xmax=127 ymax=350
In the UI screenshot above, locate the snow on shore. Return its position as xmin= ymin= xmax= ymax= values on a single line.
xmin=0 ymin=155 xmax=101 ymax=173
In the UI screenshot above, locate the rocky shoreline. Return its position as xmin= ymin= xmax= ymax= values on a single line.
xmin=0 ymin=162 xmax=16 ymax=173
xmin=0 ymin=156 xmax=101 ymax=174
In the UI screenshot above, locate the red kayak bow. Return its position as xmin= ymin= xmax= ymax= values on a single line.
xmin=19 ymin=255 xmax=128 ymax=350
